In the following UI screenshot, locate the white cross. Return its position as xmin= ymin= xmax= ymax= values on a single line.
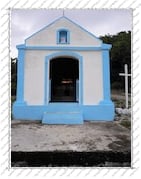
xmin=119 ymin=64 xmax=131 ymax=108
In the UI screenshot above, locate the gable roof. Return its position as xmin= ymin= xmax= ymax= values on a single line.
xmin=25 ymin=16 xmax=102 ymax=43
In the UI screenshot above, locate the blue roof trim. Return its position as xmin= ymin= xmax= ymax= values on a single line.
xmin=25 ymin=16 xmax=102 ymax=43
xmin=102 ymin=43 xmax=112 ymax=50
xmin=63 ymin=16 xmax=102 ymax=43
xmin=16 ymin=44 xmax=25 ymax=49
xmin=16 ymin=43 xmax=112 ymax=51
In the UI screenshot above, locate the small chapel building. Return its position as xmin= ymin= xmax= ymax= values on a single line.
xmin=13 ymin=16 xmax=115 ymax=124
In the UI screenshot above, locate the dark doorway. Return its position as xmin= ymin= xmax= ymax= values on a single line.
xmin=50 ymin=57 xmax=79 ymax=102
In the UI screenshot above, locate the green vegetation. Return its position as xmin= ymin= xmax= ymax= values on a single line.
xmin=11 ymin=96 xmax=16 ymax=120
xmin=111 ymin=96 xmax=131 ymax=108
xmin=11 ymin=96 xmax=16 ymax=104
xmin=11 ymin=58 xmax=17 ymax=96
xmin=100 ymin=31 xmax=131 ymax=92
xmin=112 ymin=98 xmax=125 ymax=108
xmin=120 ymin=120 xmax=131 ymax=130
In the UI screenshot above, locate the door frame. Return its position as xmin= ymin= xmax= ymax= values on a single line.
xmin=44 ymin=51 xmax=83 ymax=105
xmin=49 ymin=57 xmax=79 ymax=102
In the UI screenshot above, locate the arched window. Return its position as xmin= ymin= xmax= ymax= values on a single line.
xmin=59 ymin=30 xmax=67 ymax=43
xmin=57 ymin=29 xmax=70 ymax=44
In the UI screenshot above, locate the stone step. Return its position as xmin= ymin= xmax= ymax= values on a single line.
xmin=42 ymin=111 xmax=83 ymax=124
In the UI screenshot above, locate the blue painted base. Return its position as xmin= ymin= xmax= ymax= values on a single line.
xmin=12 ymin=101 xmax=115 ymax=123
xmin=42 ymin=111 xmax=83 ymax=124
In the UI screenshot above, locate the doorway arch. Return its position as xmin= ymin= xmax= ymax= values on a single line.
xmin=50 ymin=57 xmax=79 ymax=102
xmin=44 ymin=51 xmax=83 ymax=104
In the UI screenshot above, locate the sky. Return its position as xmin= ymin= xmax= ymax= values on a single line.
xmin=11 ymin=9 xmax=132 ymax=58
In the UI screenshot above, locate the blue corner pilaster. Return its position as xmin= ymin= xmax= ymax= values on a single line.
xmin=15 ymin=44 xmax=26 ymax=105
xmin=101 ymin=48 xmax=111 ymax=104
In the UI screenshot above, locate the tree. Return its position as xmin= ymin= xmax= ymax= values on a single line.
xmin=100 ymin=31 xmax=131 ymax=91
xmin=11 ymin=58 xmax=17 ymax=96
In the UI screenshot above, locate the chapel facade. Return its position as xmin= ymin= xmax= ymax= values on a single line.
xmin=13 ymin=16 xmax=115 ymax=124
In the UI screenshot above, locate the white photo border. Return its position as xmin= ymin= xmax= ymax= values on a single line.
xmin=0 ymin=0 xmax=141 ymax=178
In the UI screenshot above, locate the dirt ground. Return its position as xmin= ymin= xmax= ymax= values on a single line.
xmin=11 ymin=120 xmax=130 ymax=152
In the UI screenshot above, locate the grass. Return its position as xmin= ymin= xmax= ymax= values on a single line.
xmin=112 ymin=98 xmax=124 ymax=108
xmin=11 ymin=96 xmax=16 ymax=104
xmin=11 ymin=96 xmax=16 ymax=120
xmin=111 ymin=89 xmax=131 ymax=108
xmin=112 ymin=98 xmax=131 ymax=108
xmin=119 ymin=120 xmax=131 ymax=130
xmin=111 ymin=90 xmax=131 ymax=130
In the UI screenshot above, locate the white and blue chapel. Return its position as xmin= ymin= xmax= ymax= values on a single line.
xmin=13 ymin=16 xmax=115 ymax=124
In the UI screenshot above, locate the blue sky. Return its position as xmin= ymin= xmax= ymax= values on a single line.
xmin=11 ymin=9 xmax=132 ymax=57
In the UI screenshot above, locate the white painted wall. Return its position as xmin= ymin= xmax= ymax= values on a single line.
xmin=24 ymin=50 xmax=45 ymax=105
xmin=24 ymin=50 xmax=103 ymax=105
xmin=26 ymin=17 xmax=101 ymax=47
xmin=81 ymin=51 xmax=103 ymax=105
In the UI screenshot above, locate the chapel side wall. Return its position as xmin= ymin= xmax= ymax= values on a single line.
xmin=24 ymin=50 xmax=46 ymax=105
xmin=80 ymin=51 xmax=103 ymax=105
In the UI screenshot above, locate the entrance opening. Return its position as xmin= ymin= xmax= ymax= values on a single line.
xmin=50 ymin=57 xmax=79 ymax=102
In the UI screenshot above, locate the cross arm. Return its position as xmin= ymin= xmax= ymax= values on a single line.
xmin=119 ymin=73 xmax=131 ymax=76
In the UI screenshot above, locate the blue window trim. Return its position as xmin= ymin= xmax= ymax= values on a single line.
xmin=56 ymin=28 xmax=70 ymax=44
xmin=44 ymin=51 xmax=83 ymax=105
